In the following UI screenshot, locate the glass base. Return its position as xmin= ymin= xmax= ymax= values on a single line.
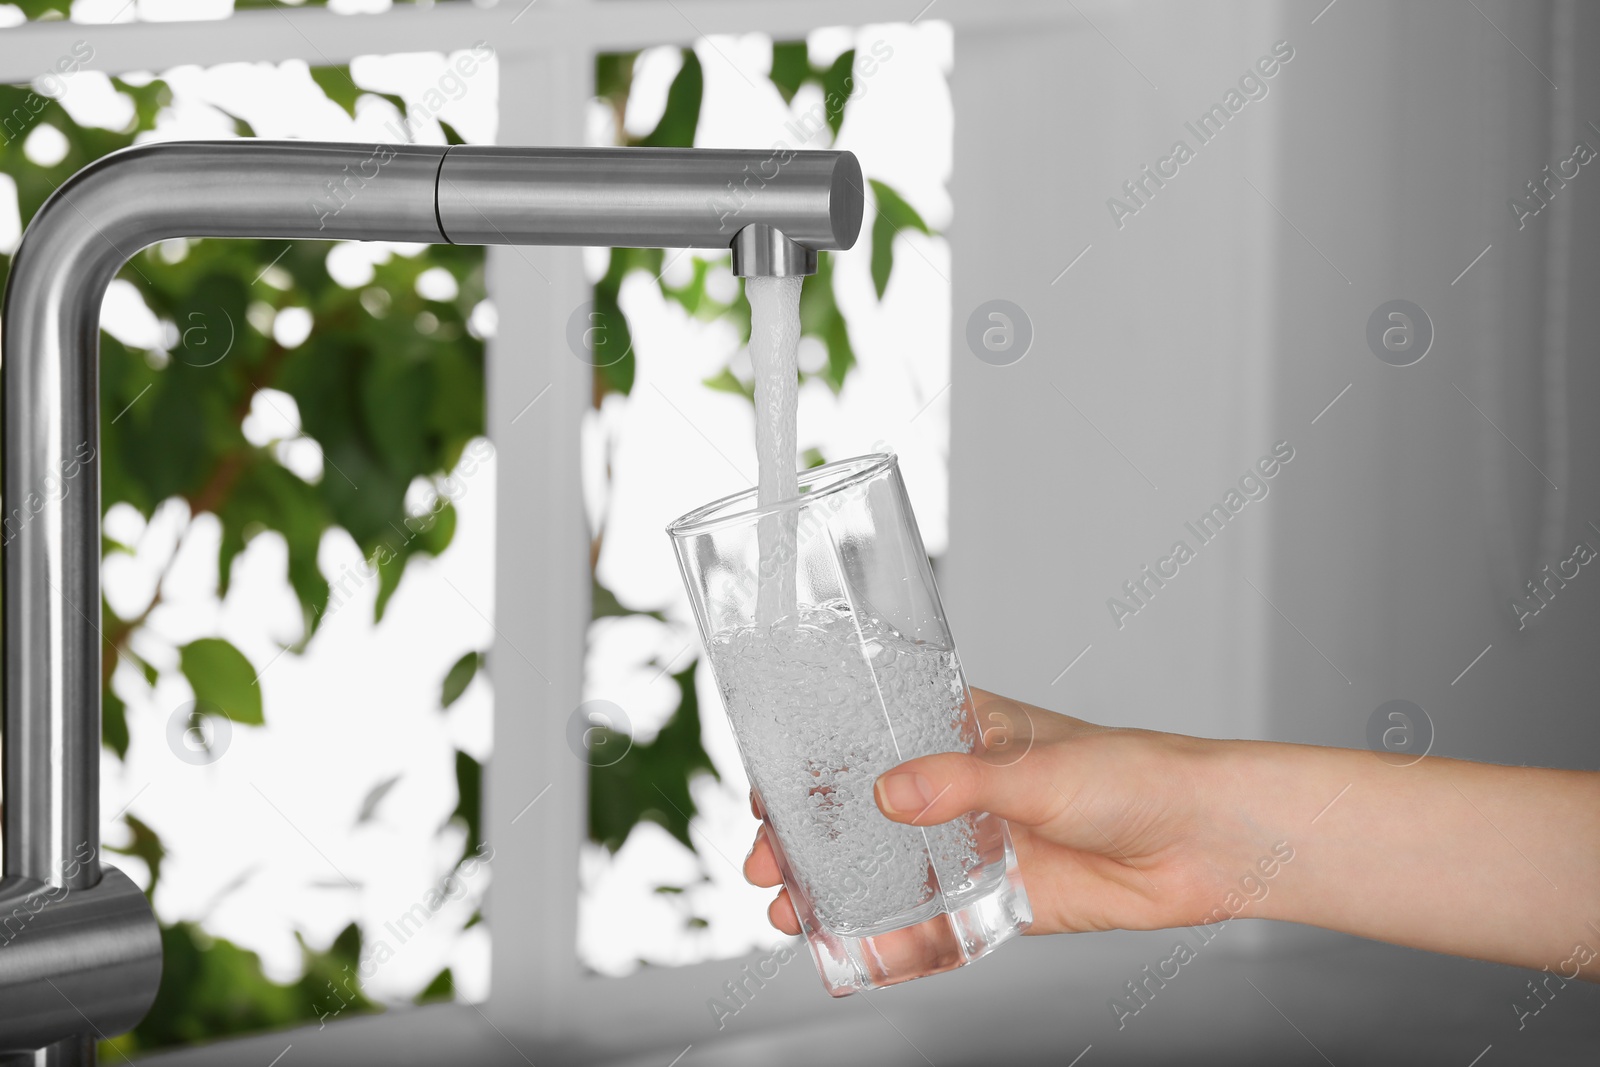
xmin=794 ymin=822 xmax=1032 ymax=996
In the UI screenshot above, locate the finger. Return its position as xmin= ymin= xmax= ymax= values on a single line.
xmin=767 ymin=888 xmax=801 ymax=936
xmin=743 ymin=826 xmax=783 ymax=888
xmin=874 ymin=750 xmax=1068 ymax=828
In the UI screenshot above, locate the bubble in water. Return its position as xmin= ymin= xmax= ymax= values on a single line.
xmin=710 ymin=604 xmax=983 ymax=933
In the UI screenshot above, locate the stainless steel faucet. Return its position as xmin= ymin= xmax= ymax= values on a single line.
xmin=0 ymin=140 xmax=862 ymax=1063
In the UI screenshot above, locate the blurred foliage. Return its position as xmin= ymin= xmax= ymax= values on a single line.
xmin=101 ymin=921 xmax=378 ymax=1056
xmin=0 ymin=51 xmax=486 ymax=1054
xmin=588 ymin=664 xmax=717 ymax=853
xmin=588 ymin=42 xmax=928 ymax=414
xmin=2 ymin=2 xmax=944 ymax=1043
xmin=582 ymin=40 xmax=938 ymax=903
xmin=868 ymin=178 xmax=931 ymax=299
xmin=8 ymin=0 xmax=71 ymax=16
xmin=179 ymin=637 xmax=265 ymax=725
xmin=440 ymin=649 xmax=481 ymax=708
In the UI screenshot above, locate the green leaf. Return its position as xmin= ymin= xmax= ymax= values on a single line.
xmin=412 ymin=499 xmax=457 ymax=556
xmin=591 ymin=578 xmax=665 ymax=622
xmin=867 ymin=179 xmax=931 ymax=300
xmin=701 ymin=366 xmax=754 ymax=402
xmin=416 ymin=967 xmax=455 ymax=1005
xmin=214 ymin=455 xmax=330 ymax=640
xmin=310 ymin=65 xmax=363 ymax=119
xmin=112 ymin=77 xmax=173 ymax=136
xmin=373 ymin=547 xmax=409 ymax=624
xmin=361 ymin=348 xmax=433 ymax=475
xmin=356 ymin=774 xmax=402 ymax=825
xmin=659 ymin=256 xmax=711 ymax=317
xmin=446 ymin=750 xmax=483 ymax=866
xmin=106 ymin=815 xmax=165 ymax=898
xmin=801 ymin=447 xmax=827 ymax=469
xmin=591 ymin=273 xmax=636 ymax=397
xmin=104 ymin=685 xmax=130 ymax=760
xmin=438 ymin=119 xmax=466 ymax=146
xmin=14 ymin=0 xmax=72 ymax=18
xmin=212 ymin=107 xmax=256 ymax=139
xmin=371 ymin=91 xmax=409 ymax=119
xmin=595 ymin=52 xmax=635 ymax=110
xmin=588 ymin=662 xmax=719 ymax=853
xmin=798 ymin=253 xmax=856 ymax=393
xmin=591 ymin=578 xmax=629 ymax=620
xmin=637 ymin=49 xmax=703 ymax=148
xmin=129 ymin=921 xmax=348 ymax=1050
xmin=768 ymin=41 xmax=810 ymax=103
xmin=178 ymin=638 xmax=264 ymax=726
xmin=441 ymin=651 xmax=481 ymax=709
xmin=819 ymin=49 xmax=858 ymax=139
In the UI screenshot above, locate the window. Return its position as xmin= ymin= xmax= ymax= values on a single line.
xmin=2 ymin=31 xmax=497 ymax=1057
xmin=574 ymin=22 xmax=955 ymax=979
xmin=0 ymin=5 xmax=971 ymax=1061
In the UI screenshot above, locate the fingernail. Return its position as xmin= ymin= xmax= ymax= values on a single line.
xmin=876 ymin=771 xmax=935 ymax=817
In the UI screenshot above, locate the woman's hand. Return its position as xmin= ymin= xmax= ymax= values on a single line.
xmin=743 ymin=689 xmax=1272 ymax=937
xmin=744 ymin=687 xmax=1600 ymax=980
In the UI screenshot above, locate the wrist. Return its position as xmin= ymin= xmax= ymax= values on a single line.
xmin=1185 ymin=735 xmax=1322 ymax=924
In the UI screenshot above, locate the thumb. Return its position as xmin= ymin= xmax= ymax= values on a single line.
xmin=873 ymin=750 xmax=1066 ymax=828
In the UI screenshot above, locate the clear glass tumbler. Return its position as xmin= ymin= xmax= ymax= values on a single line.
xmin=667 ymin=453 xmax=1031 ymax=996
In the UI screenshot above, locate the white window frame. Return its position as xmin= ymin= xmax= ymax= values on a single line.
xmin=1 ymin=3 xmax=1200 ymax=1063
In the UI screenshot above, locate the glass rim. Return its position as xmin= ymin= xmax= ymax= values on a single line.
xmin=665 ymin=452 xmax=897 ymax=538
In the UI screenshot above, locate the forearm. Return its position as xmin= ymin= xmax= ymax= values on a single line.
xmin=1212 ymin=737 xmax=1600 ymax=978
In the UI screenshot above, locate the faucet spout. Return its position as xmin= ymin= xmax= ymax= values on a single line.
xmin=731 ymin=224 xmax=818 ymax=277
xmin=0 ymin=139 xmax=862 ymax=1058
xmin=433 ymin=144 xmax=862 ymax=264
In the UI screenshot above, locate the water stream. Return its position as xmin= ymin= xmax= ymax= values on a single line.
xmin=745 ymin=275 xmax=803 ymax=625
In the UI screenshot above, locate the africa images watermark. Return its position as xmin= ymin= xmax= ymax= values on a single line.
xmin=1106 ymin=40 xmax=1296 ymax=230
xmin=1 ymin=442 xmax=96 ymax=548
xmin=705 ymin=842 xmax=897 ymax=1029
xmin=317 ymin=437 xmax=495 ymax=622
xmin=314 ymin=841 xmax=494 ymax=1029
xmin=1107 ymin=840 xmax=1295 ymax=1030
xmin=1 ymin=40 xmax=94 ymax=148
xmin=1510 ymin=932 xmax=1596 ymax=1032
xmin=0 ymin=842 xmax=98 ymax=949
xmin=1507 ymin=133 xmax=1595 ymax=231
xmin=706 ymin=939 xmax=804 ymax=1030
xmin=308 ymin=41 xmax=496 ymax=231
xmin=1106 ymin=441 xmax=1296 ymax=630
xmin=712 ymin=440 xmax=893 ymax=611
xmin=1510 ymin=524 xmax=1600 ymax=630
xmin=706 ymin=39 xmax=895 ymax=231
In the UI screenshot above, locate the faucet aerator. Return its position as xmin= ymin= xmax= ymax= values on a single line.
xmin=732 ymin=223 xmax=819 ymax=278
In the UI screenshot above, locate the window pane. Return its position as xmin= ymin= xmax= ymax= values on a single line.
xmin=0 ymin=50 xmax=496 ymax=1056
xmin=577 ymin=21 xmax=955 ymax=977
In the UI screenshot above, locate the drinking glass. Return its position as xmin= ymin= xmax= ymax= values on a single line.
xmin=667 ymin=453 xmax=1031 ymax=995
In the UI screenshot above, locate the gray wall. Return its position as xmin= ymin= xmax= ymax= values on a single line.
xmin=934 ymin=1 xmax=1600 ymax=1059
xmin=946 ymin=0 xmax=1600 ymax=769
xmin=1259 ymin=0 xmax=1600 ymax=772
